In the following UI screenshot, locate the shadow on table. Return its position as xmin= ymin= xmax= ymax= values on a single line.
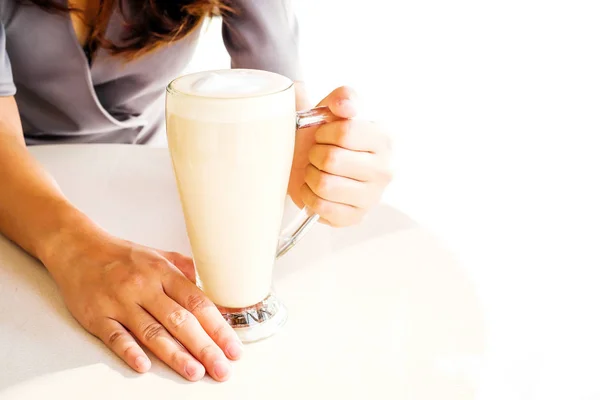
xmin=274 ymin=204 xmax=486 ymax=399
xmin=274 ymin=203 xmax=418 ymax=280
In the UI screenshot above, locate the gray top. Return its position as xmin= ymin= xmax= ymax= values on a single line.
xmin=0 ymin=0 xmax=301 ymax=145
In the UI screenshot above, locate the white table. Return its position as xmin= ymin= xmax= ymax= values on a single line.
xmin=0 ymin=145 xmax=483 ymax=400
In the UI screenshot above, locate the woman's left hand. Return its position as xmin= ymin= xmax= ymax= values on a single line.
xmin=289 ymin=86 xmax=393 ymax=227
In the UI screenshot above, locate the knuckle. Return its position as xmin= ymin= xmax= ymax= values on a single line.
xmin=168 ymin=309 xmax=191 ymax=329
xmin=170 ymin=350 xmax=188 ymax=367
xmin=335 ymin=120 xmax=353 ymax=146
xmin=141 ymin=322 xmax=165 ymax=342
xmin=78 ymin=304 xmax=99 ymax=330
xmin=312 ymin=196 xmax=331 ymax=217
xmin=122 ymin=272 xmax=146 ymax=290
xmin=314 ymin=172 xmax=333 ymax=198
xmin=198 ymin=343 xmax=220 ymax=360
xmin=167 ymin=251 xmax=183 ymax=259
xmin=307 ymin=146 xmax=320 ymax=168
xmin=322 ymin=148 xmax=340 ymax=172
xmin=107 ymin=329 xmax=126 ymax=347
xmin=122 ymin=344 xmax=139 ymax=361
xmin=300 ymin=184 xmax=316 ymax=208
xmin=186 ymin=294 xmax=212 ymax=314
xmin=147 ymin=258 xmax=168 ymax=272
xmin=304 ymin=164 xmax=318 ymax=183
xmin=160 ymin=251 xmax=178 ymax=264
xmin=211 ymin=322 xmax=230 ymax=341
xmin=168 ymin=251 xmax=191 ymax=266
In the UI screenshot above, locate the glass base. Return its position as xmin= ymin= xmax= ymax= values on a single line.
xmin=217 ymin=293 xmax=288 ymax=343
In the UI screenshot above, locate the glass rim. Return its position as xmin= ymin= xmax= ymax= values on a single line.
xmin=166 ymin=69 xmax=295 ymax=100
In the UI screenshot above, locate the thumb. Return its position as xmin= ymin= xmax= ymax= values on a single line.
xmin=316 ymin=86 xmax=359 ymax=119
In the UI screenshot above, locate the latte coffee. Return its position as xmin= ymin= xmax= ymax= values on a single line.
xmin=166 ymin=69 xmax=296 ymax=308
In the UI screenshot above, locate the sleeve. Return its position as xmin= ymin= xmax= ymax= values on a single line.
xmin=0 ymin=22 xmax=16 ymax=97
xmin=221 ymin=0 xmax=303 ymax=81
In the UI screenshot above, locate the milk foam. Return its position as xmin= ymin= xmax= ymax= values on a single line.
xmin=170 ymin=69 xmax=293 ymax=98
xmin=167 ymin=69 xmax=296 ymax=122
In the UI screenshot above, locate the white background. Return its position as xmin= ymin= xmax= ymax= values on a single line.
xmin=183 ymin=1 xmax=600 ymax=398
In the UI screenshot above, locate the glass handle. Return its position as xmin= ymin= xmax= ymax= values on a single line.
xmin=296 ymin=106 xmax=339 ymax=130
xmin=276 ymin=106 xmax=340 ymax=259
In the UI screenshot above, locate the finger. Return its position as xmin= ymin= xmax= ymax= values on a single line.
xmin=308 ymin=144 xmax=391 ymax=182
xmin=164 ymin=274 xmax=242 ymax=358
xmin=317 ymin=217 xmax=338 ymax=227
xmin=300 ymin=183 xmax=366 ymax=227
xmin=314 ymin=119 xmax=390 ymax=153
xmin=123 ymin=306 xmax=206 ymax=382
xmin=143 ymin=293 xmax=235 ymax=382
xmin=93 ymin=317 xmax=151 ymax=374
xmin=305 ymin=164 xmax=376 ymax=209
xmin=316 ymin=86 xmax=359 ymax=119
xmin=161 ymin=251 xmax=196 ymax=282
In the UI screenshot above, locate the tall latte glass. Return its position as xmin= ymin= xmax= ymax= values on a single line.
xmin=166 ymin=69 xmax=336 ymax=342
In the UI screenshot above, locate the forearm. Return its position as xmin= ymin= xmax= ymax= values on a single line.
xmin=0 ymin=97 xmax=102 ymax=270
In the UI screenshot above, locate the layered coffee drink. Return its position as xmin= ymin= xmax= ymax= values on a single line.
xmin=166 ymin=69 xmax=296 ymax=308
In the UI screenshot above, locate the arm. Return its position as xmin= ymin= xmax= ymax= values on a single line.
xmin=0 ymin=23 xmax=241 ymax=381
xmin=220 ymin=0 xmax=311 ymax=109
xmin=0 ymin=94 xmax=243 ymax=381
xmin=0 ymin=19 xmax=88 ymax=263
xmin=0 ymin=96 xmax=97 ymax=267
xmin=221 ymin=0 xmax=302 ymax=81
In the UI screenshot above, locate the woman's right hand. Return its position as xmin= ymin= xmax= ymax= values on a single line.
xmin=44 ymin=232 xmax=243 ymax=382
xmin=0 ymin=97 xmax=241 ymax=382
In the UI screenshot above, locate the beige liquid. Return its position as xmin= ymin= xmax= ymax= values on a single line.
xmin=166 ymin=71 xmax=296 ymax=307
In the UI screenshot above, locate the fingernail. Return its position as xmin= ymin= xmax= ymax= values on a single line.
xmin=226 ymin=342 xmax=243 ymax=359
xmin=185 ymin=362 xmax=204 ymax=380
xmin=214 ymin=360 xmax=231 ymax=380
xmin=337 ymin=98 xmax=357 ymax=114
xmin=135 ymin=356 xmax=151 ymax=371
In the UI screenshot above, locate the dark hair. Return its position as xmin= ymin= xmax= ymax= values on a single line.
xmin=23 ymin=0 xmax=232 ymax=59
